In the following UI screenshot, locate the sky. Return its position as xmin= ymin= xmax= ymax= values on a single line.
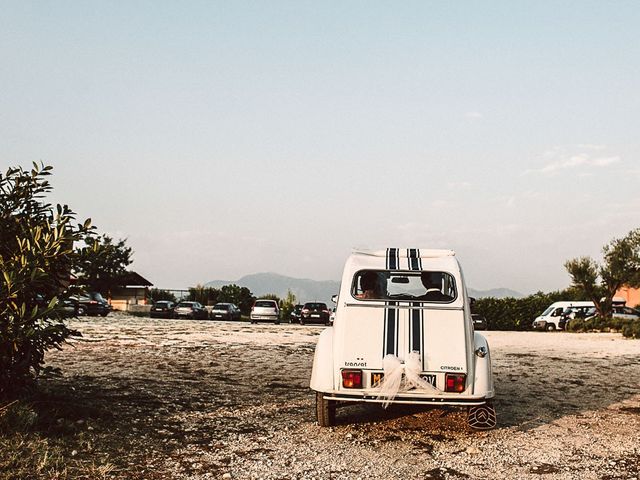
xmin=2 ymin=1 xmax=639 ymax=293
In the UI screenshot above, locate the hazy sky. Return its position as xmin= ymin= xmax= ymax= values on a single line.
xmin=2 ymin=1 xmax=639 ymax=293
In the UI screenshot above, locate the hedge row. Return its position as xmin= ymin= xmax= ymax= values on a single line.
xmin=565 ymin=316 xmax=640 ymax=339
xmin=472 ymin=288 xmax=588 ymax=331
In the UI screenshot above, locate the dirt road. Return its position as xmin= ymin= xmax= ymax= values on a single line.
xmin=44 ymin=314 xmax=640 ymax=479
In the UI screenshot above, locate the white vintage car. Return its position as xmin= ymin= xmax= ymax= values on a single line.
xmin=310 ymin=248 xmax=496 ymax=430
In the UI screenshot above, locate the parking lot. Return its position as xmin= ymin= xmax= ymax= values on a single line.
xmin=41 ymin=313 xmax=640 ymax=479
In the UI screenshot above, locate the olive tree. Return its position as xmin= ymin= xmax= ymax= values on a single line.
xmin=565 ymin=228 xmax=640 ymax=318
xmin=0 ymin=163 xmax=92 ymax=398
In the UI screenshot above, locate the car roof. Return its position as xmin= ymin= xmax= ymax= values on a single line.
xmin=346 ymin=248 xmax=460 ymax=273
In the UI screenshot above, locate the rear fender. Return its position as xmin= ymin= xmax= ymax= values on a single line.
xmin=310 ymin=327 xmax=334 ymax=392
xmin=472 ymin=332 xmax=495 ymax=398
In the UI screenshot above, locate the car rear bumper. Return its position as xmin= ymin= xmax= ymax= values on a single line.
xmin=250 ymin=315 xmax=279 ymax=320
xmin=320 ymin=391 xmax=492 ymax=406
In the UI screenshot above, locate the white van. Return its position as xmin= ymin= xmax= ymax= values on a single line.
xmin=532 ymin=301 xmax=594 ymax=331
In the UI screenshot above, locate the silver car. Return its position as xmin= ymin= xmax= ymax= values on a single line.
xmin=250 ymin=299 xmax=280 ymax=324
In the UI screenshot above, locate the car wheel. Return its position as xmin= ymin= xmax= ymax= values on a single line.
xmin=467 ymin=401 xmax=496 ymax=430
xmin=274 ymin=320 xmax=280 ymax=325
xmin=316 ymin=391 xmax=336 ymax=427
xmin=100 ymin=312 xmax=109 ymax=317
xmin=546 ymin=323 xmax=556 ymax=332
xmin=299 ymin=319 xmax=305 ymax=325
xmin=77 ymin=306 xmax=87 ymax=316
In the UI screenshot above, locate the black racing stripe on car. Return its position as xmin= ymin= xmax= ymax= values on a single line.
xmin=408 ymin=248 xmax=420 ymax=271
xmin=386 ymin=248 xmax=399 ymax=270
xmin=411 ymin=302 xmax=421 ymax=353
xmin=384 ymin=301 xmax=398 ymax=356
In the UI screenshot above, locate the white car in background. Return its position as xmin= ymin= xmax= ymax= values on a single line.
xmin=250 ymin=299 xmax=280 ymax=324
xmin=310 ymin=248 xmax=496 ymax=430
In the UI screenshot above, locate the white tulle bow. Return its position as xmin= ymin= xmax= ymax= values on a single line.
xmin=376 ymin=351 xmax=439 ymax=408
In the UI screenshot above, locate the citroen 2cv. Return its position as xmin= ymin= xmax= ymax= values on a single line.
xmin=310 ymin=248 xmax=496 ymax=430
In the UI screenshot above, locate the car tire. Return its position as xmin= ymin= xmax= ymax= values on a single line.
xmin=467 ymin=401 xmax=496 ymax=430
xmin=546 ymin=323 xmax=556 ymax=332
xmin=100 ymin=312 xmax=109 ymax=317
xmin=316 ymin=391 xmax=336 ymax=427
xmin=299 ymin=319 xmax=305 ymax=325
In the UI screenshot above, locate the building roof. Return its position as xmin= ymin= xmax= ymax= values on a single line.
xmin=115 ymin=271 xmax=153 ymax=287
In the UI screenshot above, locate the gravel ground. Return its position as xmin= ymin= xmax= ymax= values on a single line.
xmin=44 ymin=313 xmax=640 ymax=480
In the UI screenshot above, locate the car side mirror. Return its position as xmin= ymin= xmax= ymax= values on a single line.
xmin=331 ymin=294 xmax=338 ymax=304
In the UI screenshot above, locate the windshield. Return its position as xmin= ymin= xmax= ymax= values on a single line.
xmin=255 ymin=300 xmax=276 ymax=308
xmin=305 ymin=303 xmax=327 ymax=310
xmin=541 ymin=306 xmax=554 ymax=316
xmin=351 ymin=270 xmax=456 ymax=302
xmin=213 ymin=304 xmax=229 ymax=310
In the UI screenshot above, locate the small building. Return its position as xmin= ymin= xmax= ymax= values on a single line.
xmin=615 ymin=286 xmax=640 ymax=308
xmin=109 ymin=271 xmax=154 ymax=311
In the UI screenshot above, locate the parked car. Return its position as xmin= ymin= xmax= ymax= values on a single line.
xmin=585 ymin=306 xmax=640 ymax=321
xmin=300 ymin=302 xmax=331 ymax=325
xmin=174 ymin=301 xmax=209 ymax=320
xmin=210 ymin=303 xmax=242 ymax=321
xmin=150 ymin=300 xmax=176 ymax=319
xmin=311 ymin=248 xmax=496 ymax=430
xmin=472 ymin=314 xmax=487 ymax=330
xmin=71 ymin=292 xmax=111 ymax=317
xmin=289 ymin=304 xmax=304 ymax=323
xmin=250 ymin=299 xmax=280 ymax=324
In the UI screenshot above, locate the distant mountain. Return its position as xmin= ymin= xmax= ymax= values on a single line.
xmin=205 ymin=273 xmax=341 ymax=306
xmin=467 ymin=287 xmax=525 ymax=299
xmin=205 ymin=272 xmax=524 ymax=304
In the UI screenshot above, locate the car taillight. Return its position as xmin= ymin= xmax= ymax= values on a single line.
xmin=445 ymin=373 xmax=466 ymax=393
xmin=323 ymin=309 xmax=329 ymax=314
xmin=302 ymin=308 xmax=309 ymax=314
xmin=341 ymin=369 xmax=363 ymax=389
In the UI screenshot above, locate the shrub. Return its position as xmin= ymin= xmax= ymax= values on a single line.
xmin=566 ymin=315 xmax=640 ymax=338
xmin=0 ymin=164 xmax=92 ymax=398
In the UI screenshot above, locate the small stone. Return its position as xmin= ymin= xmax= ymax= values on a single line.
xmin=71 ymin=450 xmax=78 ymax=456
xmin=466 ymin=446 xmax=481 ymax=454
xmin=222 ymin=474 xmax=232 ymax=479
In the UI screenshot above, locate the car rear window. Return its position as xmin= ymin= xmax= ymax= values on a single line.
xmin=255 ymin=300 xmax=277 ymax=308
xmin=305 ymin=303 xmax=327 ymax=310
xmin=214 ymin=304 xmax=229 ymax=310
xmin=352 ymin=270 xmax=457 ymax=302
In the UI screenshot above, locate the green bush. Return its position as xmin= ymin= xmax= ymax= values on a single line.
xmin=566 ymin=315 xmax=640 ymax=338
xmin=621 ymin=322 xmax=640 ymax=339
xmin=1 ymin=164 xmax=92 ymax=399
